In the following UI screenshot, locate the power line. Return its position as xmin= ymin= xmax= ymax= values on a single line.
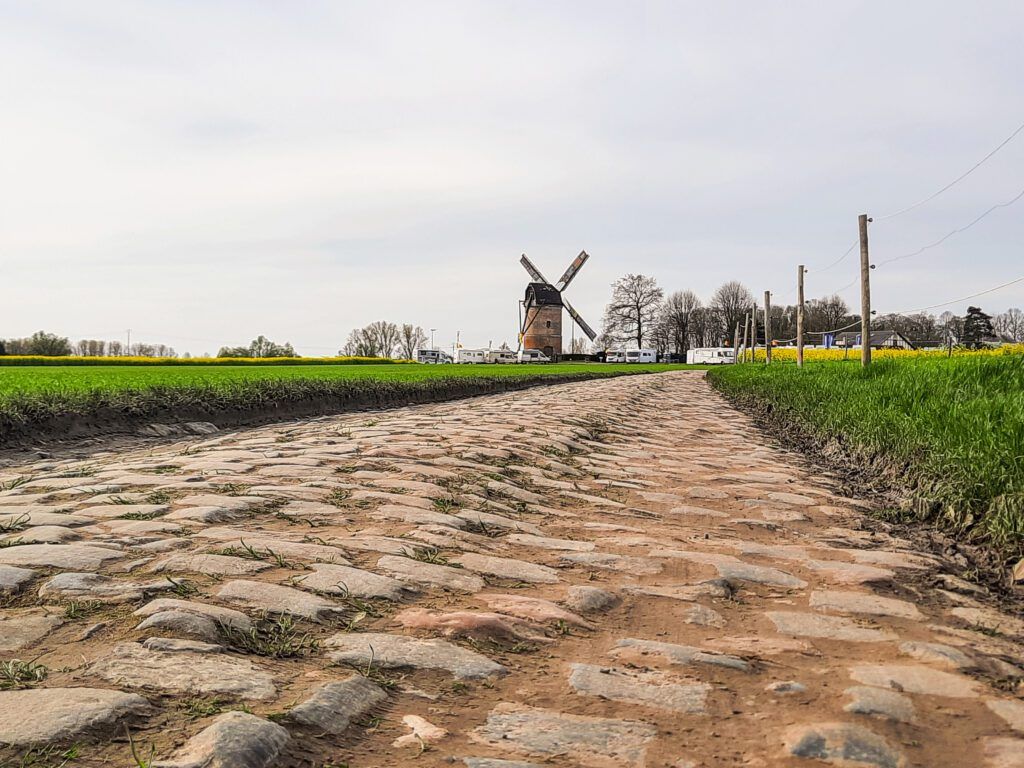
xmin=891 ymin=274 xmax=1024 ymax=315
xmin=812 ymin=318 xmax=865 ymax=335
xmin=876 ymin=117 xmax=1024 ymax=220
xmin=812 ymin=238 xmax=859 ymax=274
xmin=774 ymin=318 xmax=863 ymax=345
xmin=807 ymin=118 xmax=1024 ymax=278
xmin=876 ymin=185 xmax=1024 ymax=268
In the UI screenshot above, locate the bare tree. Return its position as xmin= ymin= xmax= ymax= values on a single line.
xmin=340 ymin=329 xmax=374 ymax=357
xmin=806 ymin=294 xmax=849 ymax=332
xmin=994 ymin=308 xmax=1024 ymax=342
xmin=660 ymin=290 xmax=701 ymax=354
xmin=398 ymin=324 xmax=428 ymax=359
xmin=601 ymin=274 xmax=664 ymax=348
xmin=710 ymin=281 xmax=754 ymax=340
xmin=75 ymin=339 xmax=103 ymax=356
xmin=365 ymin=321 xmax=402 ymax=358
xmin=569 ymin=337 xmax=589 ymax=354
xmin=340 ymin=321 xmax=402 ymax=358
xmin=938 ymin=311 xmax=964 ymax=342
xmin=690 ymin=306 xmax=726 ymax=347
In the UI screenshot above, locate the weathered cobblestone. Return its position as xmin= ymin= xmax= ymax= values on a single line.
xmin=0 ymin=371 xmax=1014 ymax=767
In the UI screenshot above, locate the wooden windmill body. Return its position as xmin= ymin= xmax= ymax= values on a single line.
xmin=518 ymin=251 xmax=597 ymax=359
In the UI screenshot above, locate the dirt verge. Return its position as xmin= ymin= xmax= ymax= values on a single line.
xmin=710 ymin=382 xmax=1022 ymax=599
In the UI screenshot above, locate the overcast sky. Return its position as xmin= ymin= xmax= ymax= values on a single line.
xmin=3 ymin=1 xmax=1023 ymax=355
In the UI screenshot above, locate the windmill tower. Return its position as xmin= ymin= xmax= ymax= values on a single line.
xmin=518 ymin=251 xmax=597 ymax=359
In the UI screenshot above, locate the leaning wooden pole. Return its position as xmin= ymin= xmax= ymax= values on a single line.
xmin=740 ymin=312 xmax=749 ymax=363
xmin=750 ymin=304 xmax=758 ymax=363
xmin=796 ymin=264 xmax=805 ymax=368
xmin=859 ymin=214 xmax=872 ymax=368
xmin=763 ymin=290 xmax=773 ymax=365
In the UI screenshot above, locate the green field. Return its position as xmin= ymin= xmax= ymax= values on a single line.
xmin=708 ymin=355 xmax=1024 ymax=560
xmin=0 ymin=363 xmax=695 ymax=396
xmin=0 ymin=363 xmax=698 ymax=444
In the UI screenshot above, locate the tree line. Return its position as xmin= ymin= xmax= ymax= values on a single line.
xmin=0 ymin=325 xmax=432 ymax=359
xmin=597 ymin=274 xmax=1024 ymax=354
xmin=339 ymin=322 xmax=427 ymax=359
xmin=0 ymin=332 xmax=178 ymax=358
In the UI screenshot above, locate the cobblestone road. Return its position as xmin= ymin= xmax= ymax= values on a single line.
xmin=0 ymin=371 xmax=1021 ymax=767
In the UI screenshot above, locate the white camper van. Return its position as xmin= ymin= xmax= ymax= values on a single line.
xmin=625 ymin=349 xmax=657 ymax=363
xmin=518 ymin=348 xmax=551 ymax=363
xmin=686 ymin=347 xmax=735 ymax=365
xmin=606 ymin=350 xmax=626 ymax=363
xmin=486 ymin=349 xmax=517 ymax=364
xmin=416 ymin=349 xmax=453 ymax=364
xmin=456 ymin=348 xmax=487 ymax=364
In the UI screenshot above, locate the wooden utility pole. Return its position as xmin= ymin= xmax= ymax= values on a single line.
xmin=796 ymin=265 xmax=805 ymax=368
xmin=732 ymin=322 xmax=741 ymax=362
xmin=740 ymin=313 xmax=749 ymax=363
xmin=763 ymin=291 xmax=772 ymax=364
xmin=859 ymin=214 xmax=872 ymax=367
xmin=750 ymin=304 xmax=758 ymax=363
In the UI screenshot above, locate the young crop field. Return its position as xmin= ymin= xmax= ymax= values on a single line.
xmin=0 ymin=362 xmax=699 ymax=445
xmin=0 ymin=362 xmax=697 ymax=395
xmin=708 ymin=353 xmax=1024 ymax=563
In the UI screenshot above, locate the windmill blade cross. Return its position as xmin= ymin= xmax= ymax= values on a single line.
xmin=562 ymin=297 xmax=597 ymax=341
xmin=519 ymin=254 xmax=550 ymax=284
xmin=556 ymin=250 xmax=590 ymax=292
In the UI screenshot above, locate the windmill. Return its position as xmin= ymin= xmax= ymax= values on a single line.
xmin=518 ymin=251 xmax=597 ymax=359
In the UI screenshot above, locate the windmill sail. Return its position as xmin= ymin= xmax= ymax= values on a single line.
xmin=519 ymin=254 xmax=549 ymax=284
xmin=556 ymin=250 xmax=590 ymax=291
xmin=563 ymin=297 xmax=597 ymax=341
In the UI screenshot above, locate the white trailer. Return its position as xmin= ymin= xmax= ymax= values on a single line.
xmin=686 ymin=347 xmax=735 ymax=365
xmin=625 ymin=349 xmax=657 ymax=363
xmin=606 ymin=349 xmax=626 ymax=363
xmin=518 ymin=348 xmax=551 ymax=363
xmin=486 ymin=349 xmax=517 ymax=364
xmin=416 ymin=349 xmax=453 ymax=364
xmin=456 ymin=348 xmax=488 ymax=364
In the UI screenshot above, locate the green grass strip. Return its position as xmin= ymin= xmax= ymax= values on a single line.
xmin=708 ymin=355 xmax=1024 ymax=558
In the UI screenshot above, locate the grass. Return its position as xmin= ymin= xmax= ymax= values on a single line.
xmin=218 ymin=614 xmax=320 ymax=658
xmin=1 ymin=744 xmax=81 ymax=768
xmin=0 ymin=513 xmax=30 ymax=533
xmin=215 ymin=541 xmax=299 ymax=569
xmin=0 ymin=659 xmax=48 ymax=689
xmin=0 ymin=363 xmax=697 ymax=443
xmin=61 ymin=600 xmax=104 ymax=620
xmin=708 ymin=354 xmax=1024 ymax=559
xmin=400 ymin=546 xmax=456 ymax=565
xmin=0 ymin=362 xmax=695 ymax=397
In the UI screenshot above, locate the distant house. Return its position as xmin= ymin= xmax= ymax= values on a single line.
xmin=834 ymin=330 xmax=915 ymax=350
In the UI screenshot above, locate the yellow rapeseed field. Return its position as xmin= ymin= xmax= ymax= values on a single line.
xmin=745 ymin=343 xmax=1024 ymax=363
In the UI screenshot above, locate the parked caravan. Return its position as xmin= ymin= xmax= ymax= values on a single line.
xmin=685 ymin=347 xmax=735 ymax=365
xmin=416 ymin=349 xmax=453 ymax=364
xmin=518 ymin=348 xmax=551 ymax=363
xmin=606 ymin=350 xmax=627 ymax=363
xmin=625 ymin=349 xmax=657 ymax=363
xmin=456 ymin=348 xmax=488 ymax=364
xmin=486 ymin=349 xmax=517 ymax=364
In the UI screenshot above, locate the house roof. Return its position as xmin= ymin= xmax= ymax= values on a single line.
xmin=834 ymin=329 xmax=914 ymax=347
